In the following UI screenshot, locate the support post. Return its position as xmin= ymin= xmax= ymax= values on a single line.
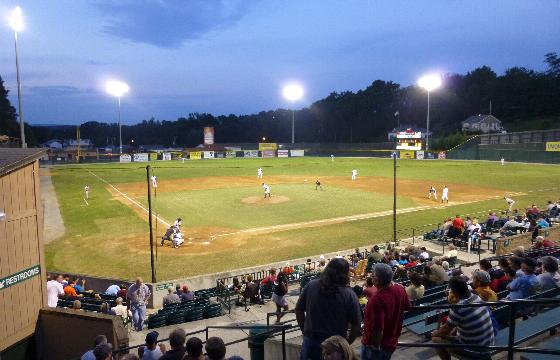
xmin=146 ymin=165 xmax=156 ymax=283
xmin=393 ymin=153 xmax=397 ymax=244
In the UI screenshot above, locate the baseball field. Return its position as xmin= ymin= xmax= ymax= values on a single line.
xmin=43 ymin=157 xmax=560 ymax=281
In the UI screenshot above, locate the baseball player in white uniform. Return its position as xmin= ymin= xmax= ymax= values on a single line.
xmin=441 ymin=186 xmax=449 ymax=203
xmin=331 ymin=154 xmax=334 ymax=162
xmin=151 ymin=175 xmax=158 ymax=188
xmin=262 ymin=183 xmax=271 ymax=198
xmin=428 ymin=185 xmax=437 ymax=200
xmin=505 ymin=197 xmax=515 ymax=213
xmin=501 ymin=158 xmax=505 ymax=166
xmin=84 ymin=185 xmax=90 ymax=200
xmin=351 ymin=169 xmax=357 ymax=180
xmin=257 ymin=168 xmax=263 ymax=179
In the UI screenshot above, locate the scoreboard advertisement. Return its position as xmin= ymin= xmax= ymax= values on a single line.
xmin=396 ymin=129 xmax=423 ymax=150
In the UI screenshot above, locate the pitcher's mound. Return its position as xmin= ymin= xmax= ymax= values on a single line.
xmin=242 ymin=195 xmax=290 ymax=205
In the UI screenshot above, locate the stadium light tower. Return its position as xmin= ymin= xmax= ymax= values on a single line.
xmin=282 ymin=84 xmax=304 ymax=144
xmin=417 ymin=74 xmax=442 ymax=151
xmin=8 ymin=6 xmax=26 ymax=148
xmin=106 ymin=80 xmax=130 ymax=154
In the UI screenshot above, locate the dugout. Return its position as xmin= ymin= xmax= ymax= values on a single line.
xmin=0 ymin=148 xmax=47 ymax=358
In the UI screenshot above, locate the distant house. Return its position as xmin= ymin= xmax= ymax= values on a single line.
xmin=42 ymin=139 xmax=63 ymax=149
xmin=461 ymin=114 xmax=503 ymax=133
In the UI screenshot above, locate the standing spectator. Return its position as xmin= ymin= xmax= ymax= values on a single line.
xmin=205 ymin=337 xmax=226 ymax=360
xmin=81 ymin=335 xmax=107 ymax=360
xmin=261 ymin=268 xmax=277 ymax=286
xmin=471 ymin=270 xmax=497 ymax=303
xmin=537 ymin=256 xmax=560 ymax=291
xmin=321 ymin=336 xmax=359 ymax=360
xmin=47 ymin=274 xmax=65 ymax=308
xmin=431 ymin=277 xmax=494 ymax=360
xmin=162 ymin=287 xmax=180 ymax=307
xmin=362 ymin=263 xmax=411 ymax=360
xmin=127 ymin=277 xmax=151 ymax=331
xmin=272 ymin=269 xmax=289 ymax=323
xmin=367 ymin=245 xmax=383 ymax=271
xmin=184 ymin=337 xmax=204 ymax=360
xmin=117 ymin=284 xmax=128 ymax=299
xmin=363 ymin=277 xmax=377 ymax=301
xmin=296 ymin=258 xmax=362 ymax=360
xmin=450 ymin=215 xmax=464 ymax=238
xmin=160 ymin=328 xmax=186 ymax=360
xmin=405 ymin=272 xmax=425 ymax=302
xmin=139 ymin=331 xmax=165 ymax=360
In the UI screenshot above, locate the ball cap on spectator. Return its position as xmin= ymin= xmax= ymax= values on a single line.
xmin=146 ymin=331 xmax=159 ymax=344
xmin=473 ymin=270 xmax=491 ymax=284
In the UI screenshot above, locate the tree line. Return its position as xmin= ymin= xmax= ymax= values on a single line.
xmin=1 ymin=52 xmax=559 ymax=148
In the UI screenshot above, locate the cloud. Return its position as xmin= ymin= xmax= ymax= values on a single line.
xmin=25 ymin=85 xmax=96 ymax=97
xmin=90 ymin=0 xmax=251 ymax=48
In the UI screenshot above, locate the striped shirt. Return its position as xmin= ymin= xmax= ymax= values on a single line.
xmin=447 ymin=294 xmax=495 ymax=345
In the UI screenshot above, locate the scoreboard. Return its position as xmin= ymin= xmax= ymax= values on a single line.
xmin=396 ymin=129 xmax=423 ymax=150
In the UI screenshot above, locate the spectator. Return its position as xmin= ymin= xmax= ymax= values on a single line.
xmin=181 ymin=285 xmax=195 ymax=301
xmin=100 ymin=302 xmax=111 ymax=314
xmin=441 ymin=261 xmax=452 ymax=276
xmin=449 ymin=215 xmax=464 ymax=238
xmin=317 ymin=256 xmax=327 ymax=271
xmin=112 ymin=297 xmax=131 ymax=320
xmin=93 ymin=343 xmax=113 ymax=360
xmin=272 ymin=269 xmax=289 ymax=323
xmin=205 ymin=337 xmax=226 ymax=360
xmin=139 ymin=331 xmax=164 ymax=360
xmin=431 ymin=277 xmax=494 ymax=360
xmin=184 ymin=337 xmax=204 ymax=360
xmin=362 ymin=263 xmax=411 ymax=360
xmin=418 ymin=247 xmax=430 ymax=260
xmin=122 ymin=355 xmax=139 ymax=360
xmin=127 ymin=277 xmax=151 ymax=331
xmin=501 ymin=216 xmax=523 ymax=234
xmin=81 ymin=335 xmax=107 ymax=360
xmin=64 ymin=278 xmax=84 ymax=298
xmin=260 ymin=268 xmax=277 ymax=285
xmin=537 ymin=256 xmax=560 ymax=291
xmin=498 ymin=258 xmax=510 ymax=272
xmin=406 ymin=272 xmax=425 ymax=302
xmin=296 ymin=258 xmax=362 ymax=360
xmin=163 ymin=287 xmax=181 ymax=307
xmin=507 ymin=258 xmax=539 ymax=300
xmin=160 ymin=328 xmax=186 ymax=360
xmin=387 ymin=256 xmax=398 ymax=268
xmin=241 ymin=274 xmax=260 ymax=304
xmin=105 ymin=284 xmax=121 ymax=296
xmin=174 ymin=284 xmax=184 ymax=297
xmin=534 ymin=236 xmax=554 ymax=248
xmin=446 ymin=245 xmax=458 ymax=259
xmin=47 ymin=274 xmax=65 ymax=308
xmin=367 ymin=245 xmax=384 ymax=271
xmin=321 ymin=335 xmax=358 ymax=360
xmin=72 ymin=300 xmax=82 ymax=311
xmin=404 ymin=255 xmax=417 ymax=269
xmin=363 ymin=277 xmax=377 ymax=301
xmin=74 ymin=278 xmax=86 ymax=292
xmin=428 ymin=260 xmax=449 ymax=285
xmin=472 ymin=270 xmax=497 ymax=303
xmin=537 ymin=217 xmax=550 ymax=228
xmin=117 ymin=284 xmax=128 ymax=299
xmin=509 ymin=256 xmax=524 ymax=277
xmin=353 ymin=285 xmax=367 ymax=307
xmin=397 ymin=255 xmax=408 ymax=266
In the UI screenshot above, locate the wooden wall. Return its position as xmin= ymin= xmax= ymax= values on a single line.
xmin=0 ymin=160 xmax=47 ymax=351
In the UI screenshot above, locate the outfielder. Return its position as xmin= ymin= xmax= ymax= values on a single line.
xmin=351 ymin=169 xmax=357 ymax=180
xmin=257 ymin=167 xmax=263 ymax=179
xmin=331 ymin=154 xmax=334 ymax=162
xmin=501 ymin=158 xmax=505 ymax=166
xmin=262 ymin=183 xmax=271 ymax=198
xmin=441 ymin=186 xmax=449 ymax=203
xmin=84 ymin=185 xmax=90 ymax=200
xmin=151 ymin=175 xmax=158 ymax=188
xmin=428 ymin=185 xmax=437 ymax=200
xmin=505 ymin=197 xmax=515 ymax=213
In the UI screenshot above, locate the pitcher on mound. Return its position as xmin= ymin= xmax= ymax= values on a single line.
xmin=262 ymin=183 xmax=271 ymax=198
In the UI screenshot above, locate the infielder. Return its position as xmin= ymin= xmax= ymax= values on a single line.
xmin=351 ymin=169 xmax=358 ymax=180
xmin=505 ymin=197 xmax=515 ymax=213
xmin=151 ymin=175 xmax=158 ymax=188
xmin=257 ymin=167 xmax=263 ymax=179
xmin=173 ymin=217 xmax=182 ymax=228
xmin=428 ymin=185 xmax=437 ymax=200
xmin=315 ymin=179 xmax=323 ymax=191
xmin=262 ymin=183 xmax=271 ymax=198
xmin=441 ymin=186 xmax=449 ymax=203
xmin=84 ymin=185 xmax=90 ymax=200
xmin=501 ymin=158 xmax=505 ymax=166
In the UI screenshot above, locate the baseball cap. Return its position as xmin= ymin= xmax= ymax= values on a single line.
xmin=146 ymin=331 xmax=159 ymax=344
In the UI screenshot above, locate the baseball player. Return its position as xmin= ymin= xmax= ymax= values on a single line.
xmin=351 ymin=169 xmax=358 ymax=180
xmin=262 ymin=183 xmax=271 ymax=198
xmin=501 ymin=158 xmax=505 ymax=166
xmin=257 ymin=167 xmax=263 ymax=179
xmin=84 ymin=185 xmax=90 ymax=200
xmin=428 ymin=185 xmax=437 ymax=200
xmin=151 ymin=175 xmax=158 ymax=188
xmin=505 ymin=197 xmax=515 ymax=213
xmin=173 ymin=217 xmax=182 ymax=229
xmin=331 ymin=154 xmax=334 ymax=162
xmin=441 ymin=186 xmax=449 ymax=203
xmin=315 ymin=179 xmax=323 ymax=191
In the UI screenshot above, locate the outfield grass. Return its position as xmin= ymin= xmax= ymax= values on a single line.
xmin=44 ymin=157 xmax=560 ymax=281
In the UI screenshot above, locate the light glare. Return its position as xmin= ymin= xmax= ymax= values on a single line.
xmin=106 ymin=80 xmax=130 ymax=97
xmin=282 ymin=84 xmax=304 ymax=102
xmin=417 ymin=74 xmax=442 ymax=92
xmin=9 ymin=6 xmax=24 ymax=32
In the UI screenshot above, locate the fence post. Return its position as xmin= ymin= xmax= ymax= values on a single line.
xmin=282 ymin=326 xmax=286 ymax=360
xmin=205 ymin=327 xmax=209 ymax=341
xmin=412 ymin=228 xmax=415 ymax=244
xmin=507 ymin=302 xmax=516 ymax=360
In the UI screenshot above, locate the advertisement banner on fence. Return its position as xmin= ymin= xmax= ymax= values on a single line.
xmin=545 ymin=141 xmax=560 ymax=152
xmin=438 ymin=151 xmax=447 ymax=159
xmin=290 ymin=149 xmax=305 ymax=157
xmin=262 ymin=150 xmax=275 ymax=158
xmin=149 ymin=153 xmax=158 ymax=161
xmin=259 ymin=143 xmax=278 ymax=151
xmin=120 ymin=154 xmax=131 ymax=163
xmin=416 ymin=150 xmax=425 ymax=160
xmin=133 ymin=153 xmax=149 ymax=162
xmin=203 ymin=151 xmax=215 ymax=159
xmin=190 ymin=151 xmax=202 ymax=160
xmin=225 ymin=151 xmax=237 ymax=158
xmin=215 ymin=152 xmax=225 ymax=159
xmin=277 ymin=149 xmax=289 ymax=158
xmin=244 ymin=150 xmax=258 ymax=158
xmin=399 ymin=150 xmax=415 ymax=159
xmin=162 ymin=153 xmax=171 ymax=161
xmin=203 ymin=127 xmax=214 ymax=145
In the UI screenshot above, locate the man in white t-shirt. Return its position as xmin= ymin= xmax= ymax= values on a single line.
xmin=47 ymin=274 xmax=65 ymax=307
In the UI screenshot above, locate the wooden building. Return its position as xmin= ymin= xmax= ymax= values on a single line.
xmin=0 ymin=148 xmax=47 ymax=356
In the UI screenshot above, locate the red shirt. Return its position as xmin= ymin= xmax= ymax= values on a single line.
xmin=543 ymin=240 xmax=554 ymax=247
xmin=404 ymin=261 xmax=417 ymax=268
xmin=452 ymin=218 xmax=464 ymax=229
xmin=362 ymin=284 xmax=411 ymax=351
xmin=363 ymin=286 xmax=377 ymax=300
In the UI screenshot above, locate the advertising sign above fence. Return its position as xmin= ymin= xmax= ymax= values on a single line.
xmin=290 ymin=149 xmax=305 ymax=157
xmin=399 ymin=150 xmax=415 ymax=159
xmin=133 ymin=153 xmax=149 ymax=162
xmin=277 ymin=150 xmax=289 ymax=158
xmin=545 ymin=141 xmax=560 ymax=152
xmin=190 ymin=151 xmax=202 ymax=160
xmin=438 ymin=151 xmax=447 ymax=159
xmin=259 ymin=143 xmax=278 ymax=151
xmin=203 ymin=127 xmax=214 ymax=145
xmin=262 ymin=150 xmax=275 ymax=158
xmin=416 ymin=150 xmax=425 ymax=160
xmin=225 ymin=151 xmax=237 ymax=158
xmin=244 ymin=150 xmax=258 ymax=158
xmin=162 ymin=153 xmax=171 ymax=161
xmin=120 ymin=154 xmax=131 ymax=163
xmin=203 ymin=151 xmax=215 ymax=159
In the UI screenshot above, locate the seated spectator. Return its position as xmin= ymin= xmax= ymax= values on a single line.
xmin=111 ymin=297 xmax=131 ymax=320
xmin=321 ymin=335 xmax=358 ymax=360
xmin=121 ymin=355 xmax=138 ymax=360
xmin=537 ymin=217 xmax=550 ymax=228
xmin=537 ymin=256 xmax=560 ymax=291
xmin=181 ymin=285 xmax=195 ymax=301
xmin=230 ymin=277 xmax=241 ymax=293
xmin=489 ymin=268 xmax=508 ymax=293
xmin=529 ymin=204 xmax=540 ymax=216
xmin=428 ymin=260 xmax=449 ymax=285
xmin=162 ymin=287 xmax=180 ymax=307
xmin=174 ymin=284 xmax=184 ymax=298
xmin=498 ymin=258 xmax=510 ymax=272
xmin=317 ymin=256 xmax=327 ymax=271
xmin=422 ymin=267 xmax=436 ymax=288
xmin=64 ymin=278 xmax=84 ymax=298
xmin=117 ymin=284 xmax=128 ymax=299
xmin=449 ymin=214 xmax=465 ymax=238
xmin=485 ymin=212 xmax=498 ymax=228
xmin=160 ymin=328 xmax=186 ymax=360
xmin=74 ymin=278 xmax=86 ymax=292
xmin=362 ymin=277 xmax=377 ymax=301
xmin=81 ymin=335 xmax=107 ymax=360
xmin=184 ymin=337 xmax=204 ymax=360
xmin=241 ymin=274 xmax=260 ymax=304
xmin=93 ymin=343 xmax=113 ymax=360
xmin=501 ymin=216 xmax=523 ymax=234
xmin=534 ymin=236 xmax=554 ymax=248
xmin=72 ymin=300 xmax=82 ymax=311
xmin=441 ymin=218 xmax=453 ymax=236
xmin=100 ymin=302 xmax=111 ymax=314
xmin=205 ymin=337 xmax=226 ymax=360
xmin=509 ymin=256 xmax=524 ymax=277
xmin=431 ymin=277 xmax=494 ymax=359
xmin=441 ymin=261 xmax=452 ymax=276
xmin=472 ymin=270 xmax=497 ymax=303
xmin=406 ymin=272 xmax=425 ymax=302
xmin=446 ymin=245 xmax=458 ymax=259
xmin=260 ymin=268 xmax=277 ymax=285
xmin=418 ymin=247 xmax=430 ymax=260
xmin=398 ymin=255 xmax=408 ymax=266
xmin=105 ymin=284 xmax=120 ymax=296
xmin=139 ymin=331 xmax=165 ymax=360
xmin=387 ymin=256 xmax=398 ymax=268
xmin=507 ymin=258 xmax=539 ymax=300
xmin=404 ymin=255 xmax=418 ymax=268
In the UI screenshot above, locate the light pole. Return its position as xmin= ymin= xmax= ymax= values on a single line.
xmin=106 ymin=81 xmax=129 ymax=154
xmin=417 ymin=74 xmax=442 ymax=151
xmin=9 ymin=7 xmax=26 ymax=148
xmin=282 ymin=84 xmax=304 ymax=144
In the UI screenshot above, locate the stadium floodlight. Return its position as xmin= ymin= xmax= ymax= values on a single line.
xmin=9 ymin=6 xmax=26 ymax=148
xmin=417 ymin=74 xmax=442 ymax=151
xmin=106 ymin=80 xmax=130 ymax=154
xmin=282 ymin=84 xmax=304 ymax=144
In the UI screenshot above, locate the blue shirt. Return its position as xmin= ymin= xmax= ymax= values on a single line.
xmin=105 ymin=284 xmax=120 ymax=296
xmin=508 ymin=274 xmax=538 ymax=299
xmin=81 ymin=350 xmax=95 ymax=360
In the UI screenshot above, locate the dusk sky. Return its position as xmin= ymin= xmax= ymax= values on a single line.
xmin=0 ymin=0 xmax=558 ymax=125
